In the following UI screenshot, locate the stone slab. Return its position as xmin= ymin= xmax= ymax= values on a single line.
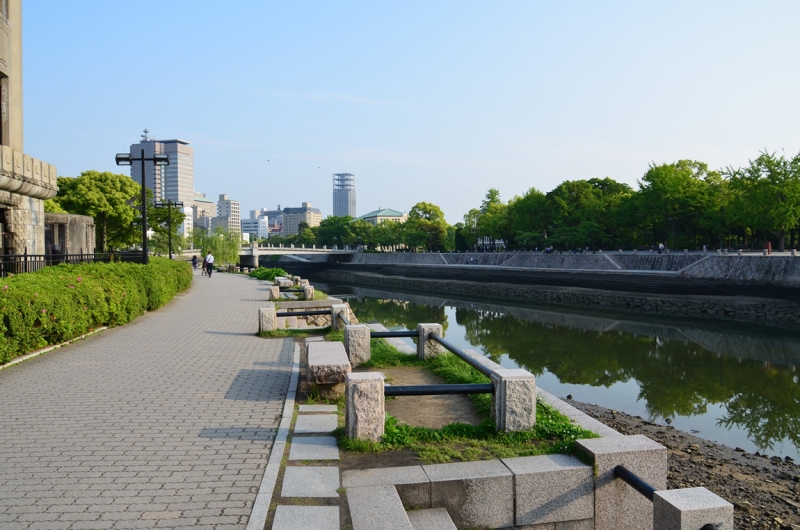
xmin=502 ymin=454 xmax=593 ymax=525
xmin=281 ymin=466 xmax=340 ymax=498
xmin=423 ymin=459 xmax=514 ymax=529
xmin=288 ymin=436 xmax=339 ymax=461
xmin=272 ymin=505 xmax=339 ymax=530
xmin=299 ymin=404 xmax=338 ymax=412
xmin=307 ymin=342 xmax=351 ymax=384
xmin=305 ymin=336 xmax=325 ymax=342
xmin=342 ymin=465 xmax=430 ymax=509
xmin=294 ymin=414 xmax=338 ymax=434
xmin=653 ymin=487 xmax=733 ymax=530
xmin=347 ymin=485 xmax=413 ymax=530
xmin=406 ymin=507 xmax=457 ymax=530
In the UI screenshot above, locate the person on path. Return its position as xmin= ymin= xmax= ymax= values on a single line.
xmin=205 ymin=252 xmax=215 ymax=278
xmin=191 ymin=255 xmax=198 ymax=271
xmin=201 ymin=254 xmax=207 ymax=276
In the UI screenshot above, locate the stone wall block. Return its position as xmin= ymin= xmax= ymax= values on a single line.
xmin=345 ymin=372 xmax=384 ymax=441
xmin=491 ymin=368 xmax=536 ymax=431
xmin=303 ymin=285 xmax=314 ymax=300
xmin=0 ymin=146 xmax=12 ymax=172
xmin=344 ymin=324 xmax=371 ymax=367
xmin=258 ymin=307 xmax=277 ymax=333
xmin=576 ymin=435 xmax=668 ymax=530
xmin=331 ymin=304 xmax=349 ymax=330
xmin=653 ymin=487 xmax=733 ymax=530
xmin=268 ymin=286 xmax=280 ymax=300
xmin=308 ymin=342 xmax=351 ymax=384
xmin=416 ymin=323 xmax=443 ymax=359
xmin=22 ymin=153 xmax=32 ymax=178
xmin=502 ymin=454 xmax=593 ymax=526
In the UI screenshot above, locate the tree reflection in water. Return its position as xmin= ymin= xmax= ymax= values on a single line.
xmin=348 ymin=296 xmax=800 ymax=454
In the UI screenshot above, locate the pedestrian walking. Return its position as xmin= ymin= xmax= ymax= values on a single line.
xmin=205 ymin=251 xmax=215 ymax=278
xmin=201 ymin=253 xmax=207 ymax=276
xmin=191 ymin=255 xmax=198 ymax=271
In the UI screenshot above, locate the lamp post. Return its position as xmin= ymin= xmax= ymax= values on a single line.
xmin=115 ymin=150 xmax=170 ymax=265
xmin=153 ymin=199 xmax=184 ymax=259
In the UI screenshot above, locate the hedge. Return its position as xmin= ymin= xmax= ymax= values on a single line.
xmin=0 ymin=258 xmax=192 ymax=364
xmin=248 ymin=267 xmax=288 ymax=281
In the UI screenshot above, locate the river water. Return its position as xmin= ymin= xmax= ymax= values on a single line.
xmin=312 ymin=280 xmax=800 ymax=461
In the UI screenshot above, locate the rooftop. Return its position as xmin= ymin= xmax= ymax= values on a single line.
xmin=357 ymin=208 xmax=405 ymax=219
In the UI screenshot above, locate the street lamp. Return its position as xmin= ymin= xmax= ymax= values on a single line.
xmin=115 ymin=151 xmax=170 ymax=264
xmin=153 ymin=200 xmax=184 ymax=259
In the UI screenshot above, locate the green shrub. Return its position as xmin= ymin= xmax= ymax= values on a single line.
xmin=0 ymin=258 xmax=191 ymax=364
xmin=248 ymin=267 xmax=288 ymax=281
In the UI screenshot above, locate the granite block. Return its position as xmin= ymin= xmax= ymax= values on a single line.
xmin=272 ymin=505 xmax=339 ymax=530
xmin=653 ymin=487 xmax=733 ymax=530
xmin=344 ymin=324 xmax=371 ymax=367
xmin=491 ymin=368 xmax=536 ymax=432
xmin=268 ymin=286 xmax=280 ymax=300
xmin=502 ymin=454 xmax=593 ymax=525
xmin=281 ymin=466 xmax=340 ymax=498
xmin=307 ymin=342 xmax=351 ymax=384
xmin=406 ymin=507 xmax=457 ymax=530
xmin=576 ymin=435 xmax=667 ymax=530
xmin=417 ymin=323 xmax=443 ymax=359
xmin=347 ymin=485 xmax=413 ymax=530
xmin=346 ymin=372 xmax=384 ymax=441
xmin=294 ymin=414 xmax=338 ymax=434
xmin=288 ymin=436 xmax=339 ymax=461
xmin=331 ymin=304 xmax=349 ymax=330
xmin=342 ymin=465 xmax=429 ymax=509
xmin=424 ymin=459 xmax=514 ymax=529
xmin=258 ymin=307 xmax=277 ymax=332
xmin=555 ymin=519 xmax=594 ymax=530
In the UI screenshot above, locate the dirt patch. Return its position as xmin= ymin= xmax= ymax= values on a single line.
xmin=378 ymin=366 xmax=483 ymax=429
xmin=568 ymin=398 xmax=800 ymax=529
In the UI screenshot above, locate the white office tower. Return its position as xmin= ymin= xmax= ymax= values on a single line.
xmin=332 ymin=173 xmax=356 ymax=217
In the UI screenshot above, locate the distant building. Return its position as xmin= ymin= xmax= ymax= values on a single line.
xmin=282 ymin=202 xmax=322 ymax=236
xmin=128 ymin=133 xmax=194 ymax=235
xmin=192 ymin=193 xmax=214 ymax=231
xmin=250 ymin=206 xmax=283 ymax=226
xmin=241 ymin=217 xmax=270 ymax=239
xmin=212 ymin=194 xmax=240 ymax=233
xmin=357 ymin=208 xmax=407 ymax=226
xmin=332 ymin=173 xmax=356 ymax=217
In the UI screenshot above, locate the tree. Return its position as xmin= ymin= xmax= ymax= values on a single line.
xmin=195 ymin=227 xmax=241 ymax=264
xmin=44 ymin=199 xmax=66 ymax=213
xmin=406 ymin=202 xmax=448 ymax=251
xmin=508 ymin=187 xmax=548 ymax=249
xmin=462 ymin=208 xmax=481 ymax=250
xmin=53 ymin=171 xmax=140 ymax=252
xmin=727 ymin=151 xmax=800 ymax=252
xmin=148 ymin=202 xmax=187 ymax=256
xmin=481 ymin=188 xmax=502 ymax=213
xmin=315 ymin=216 xmax=354 ymax=248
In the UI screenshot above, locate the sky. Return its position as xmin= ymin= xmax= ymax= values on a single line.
xmin=23 ymin=1 xmax=800 ymax=224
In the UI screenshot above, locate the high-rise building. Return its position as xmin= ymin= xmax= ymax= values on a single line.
xmin=192 ymin=193 xmax=214 ymax=231
xmin=283 ymin=202 xmax=322 ymax=236
xmin=211 ymin=194 xmax=240 ymax=233
xmin=128 ymin=132 xmax=194 ymax=235
xmin=332 ymin=173 xmax=356 ymax=217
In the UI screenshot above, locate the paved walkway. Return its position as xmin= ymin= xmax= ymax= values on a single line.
xmin=0 ymin=271 xmax=293 ymax=529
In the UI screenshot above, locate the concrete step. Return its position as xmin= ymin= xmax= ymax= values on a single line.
xmin=407 ymin=508 xmax=457 ymax=530
xmin=347 ymin=485 xmax=413 ymax=530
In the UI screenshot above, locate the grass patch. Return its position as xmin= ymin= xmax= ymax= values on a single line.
xmin=334 ymin=337 xmax=598 ymax=463
xmin=257 ymin=327 xmax=331 ymax=338
xmin=324 ymin=329 xmax=344 ymax=342
xmin=311 ymin=289 xmax=328 ymax=300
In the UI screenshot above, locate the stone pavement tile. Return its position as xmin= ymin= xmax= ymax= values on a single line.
xmin=272 ymin=505 xmax=339 ymax=530
xmin=298 ymin=404 xmax=338 ymax=413
xmin=0 ymin=273 xmax=293 ymax=529
xmin=294 ymin=414 xmax=338 ymax=434
xmin=281 ymin=466 xmax=340 ymax=498
xmin=288 ymin=436 xmax=339 ymax=461
xmin=406 ymin=507 xmax=458 ymax=530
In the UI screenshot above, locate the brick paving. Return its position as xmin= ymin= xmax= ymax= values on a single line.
xmin=0 ymin=271 xmax=293 ymax=529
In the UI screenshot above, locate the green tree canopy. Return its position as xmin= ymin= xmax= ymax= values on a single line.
xmin=406 ymin=202 xmax=448 ymax=251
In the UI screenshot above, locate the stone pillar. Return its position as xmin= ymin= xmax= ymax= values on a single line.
xmin=576 ymin=435 xmax=667 ymax=530
xmin=293 ymin=276 xmax=301 ymax=286
xmin=344 ymin=324 xmax=371 ymax=367
xmin=331 ymin=304 xmax=349 ymax=330
xmin=490 ymin=368 xmax=536 ymax=432
xmin=303 ymin=285 xmax=314 ymax=300
xmin=268 ymin=286 xmax=280 ymax=300
xmin=346 ymin=373 xmax=384 ymax=441
xmin=792 ymin=249 xmax=797 ymax=256
xmin=258 ymin=307 xmax=277 ymax=333
xmin=653 ymin=487 xmax=733 ymax=530
xmin=416 ymin=323 xmax=443 ymax=360
xmin=299 ymin=279 xmax=310 ymax=288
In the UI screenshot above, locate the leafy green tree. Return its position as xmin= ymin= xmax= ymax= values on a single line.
xmin=727 ymin=151 xmax=800 ymax=251
xmin=196 ymin=227 xmax=241 ymax=264
xmin=53 ymin=171 xmax=140 ymax=252
xmin=351 ymin=219 xmax=376 ymax=249
xmin=406 ymin=202 xmax=448 ymax=251
xmin=148 ymin=203 xmax=187 ymax=256
xmin=461 ymin=208 xmax=482 ymax=250
xmin=315 ymin=216 xmax=354 ymax=247
xmin=480 ymin=188 xmax=502 ymax=213
xmin=44 ymin=199 xmax=66 ymax=213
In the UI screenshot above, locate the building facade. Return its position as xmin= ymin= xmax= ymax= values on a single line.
xmin=192 ymin=193 xmax=214 ymax=231
xmin=241 ymin=218 xmax=270 ymax=239
xmin=210 ymin=194 xmax=240 ymax=233
xmin=128 ymin=133 xmax=194 ymax=235
xmin=332 ymin=173 xmax=356 ymax=217
xmin=282 ymin=202 xmax=322 ymax=236
xmin=356 ymin=208 xmax=407 ymax=226
xmin=0 ymin=0 xmax=59 ymax=256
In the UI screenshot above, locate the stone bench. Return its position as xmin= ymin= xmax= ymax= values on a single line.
xmin=308 ymin=342 xmax=351 ymax=399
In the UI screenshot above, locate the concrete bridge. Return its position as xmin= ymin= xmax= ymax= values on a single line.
xmin=238 ymin=244 xmax=353 ymax=267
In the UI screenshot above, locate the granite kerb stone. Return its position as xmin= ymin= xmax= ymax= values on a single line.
xmin=347 ymin=484 xmax=414 ymax=530
xmin=342 ymin=465 xmax=430 ymax=509
xmin=307 ymin=342 xmax=351 ymax=384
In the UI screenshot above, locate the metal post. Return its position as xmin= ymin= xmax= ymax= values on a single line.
xmin=140 ymin=149 xmax=148 ymax=265
xmin=167 ymin=199 xmax=173 ymax=259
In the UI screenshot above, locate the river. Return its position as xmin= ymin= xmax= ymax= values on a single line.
xmin=311 ymin=279 xmax=800 ymax=461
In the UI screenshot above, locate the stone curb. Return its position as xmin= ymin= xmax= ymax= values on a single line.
xmin=0 ymin=327 xmax=108 ymax=372
xmin=246 ymin=342 xmax=301 ymax=530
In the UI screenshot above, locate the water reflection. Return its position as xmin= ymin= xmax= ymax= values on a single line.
xmin=323 ymin=283 xmax=800 ymax=459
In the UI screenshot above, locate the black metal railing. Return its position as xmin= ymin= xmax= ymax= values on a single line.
xmin=614 ymin=466 xmax=720 ymax=530
xmin=0 ymin=251 xmax=145 ymax=277
xmin=370 ymin=330 xmax=417 ymax=338
xmin=337 ymin=312 xmax=351 ymax=327
xmin=430 ymin=333 xmax=493 ymax=377
xmin=276 ymin=310 xmax=330 ymax=317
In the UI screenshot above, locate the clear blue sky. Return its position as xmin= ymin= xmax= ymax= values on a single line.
xmin=23 ymin=1 xmax=800 ymax=224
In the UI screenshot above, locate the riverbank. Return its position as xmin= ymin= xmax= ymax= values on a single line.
xmin=568 ymin=398 xmax=800 ymax=529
